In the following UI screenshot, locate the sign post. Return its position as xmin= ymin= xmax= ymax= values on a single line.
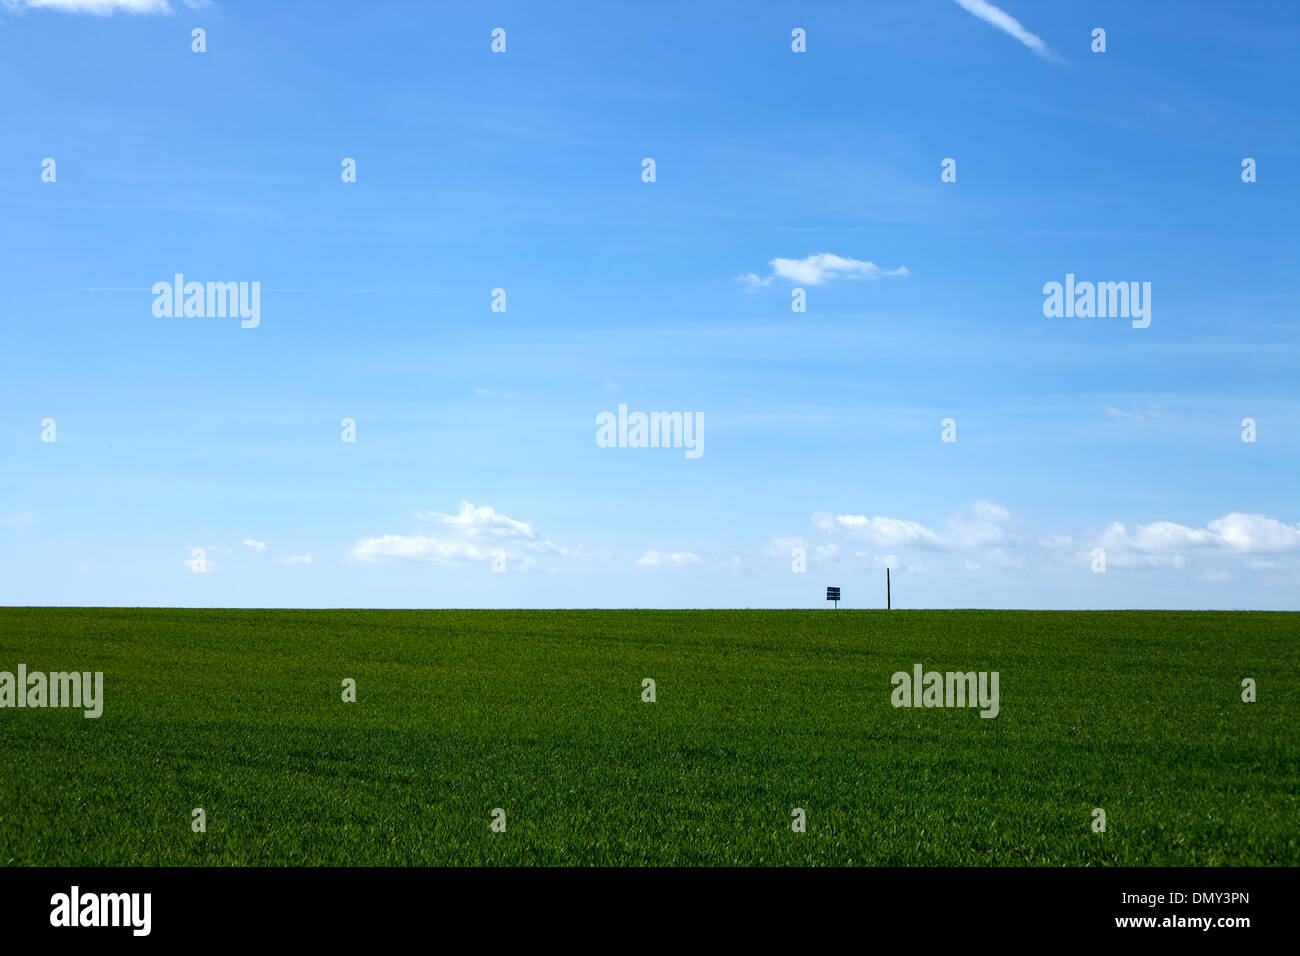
xmin=826 ymin=586 xmax=840 ymax=609
xmin=887 ymin=568 xmax=891 ymax=610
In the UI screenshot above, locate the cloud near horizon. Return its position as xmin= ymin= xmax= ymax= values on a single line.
xmin=812 ymin=499 xmax=1013 ymax=552
xmin=771 ymin=504 xmax=1300 ymax=583
xmin=1080 ymin=514 xmax=1300 ymax=569
xmin=635 ymin=550 xmax=703 ymax=568
xmin=352 ymin=501 xmax=562 ymax=571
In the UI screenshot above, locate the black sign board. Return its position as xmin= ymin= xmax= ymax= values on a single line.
xmin=826 ymin=586 xmax=840 ymax=608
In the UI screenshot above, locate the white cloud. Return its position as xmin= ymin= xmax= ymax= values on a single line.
xmin=950 ymin=0 xmax=1063 ymax=62
xmin=243 ymin=538 xmax=266 ymax=552
xmin=278 ymin=553 xmax=312 ymax=565
xmin=854 ymin=551 xmax=899 ymax=569
xmin=737 ymin=253 xmax=908 ymax=290
xmin=353 ymin=501 xmax=561 ymax=570
xmin=815 ymin=512 xmax=946 ymax=548
xmin=1 ymin=511 xmax=35 ymax=530
xmin=762 ymin=535 xmax=807 ymax=553
xmin=1046 ymin=512 xmax=1300 ymax=572
xmin=971 ymin=500 xmax=1011 ymax=523
xmin=797 ymin=502 xmax=1023 ymax=573
xmin=779 ymin=505 xmax=1298 ymax=583
xmin=1207 ymin=513 xmax=1300 ymax=553
xmin=1104 ymin=405 xmax=1144 ymax=422
xmin=1104 ymin=402 xmax=1178 ymax=423
xmin=812 ymin=501 xmax=1012 ymax=552
xmin=13 ymin=0 xmax=175 ymax=14
xmin=984 ymin=548 xmax=1027 ymax=572
xmin=635 ymin=550 xmax=702 ymax=568
xmin=569 ymin=545 xmax=614 ymax=560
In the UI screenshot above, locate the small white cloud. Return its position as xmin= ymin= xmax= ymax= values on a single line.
xmin=813 ymin=513 xmax=945 ymax=549
xmin=278 ymin=553 xmax=312 ymax=565
xmin=0 ymin=511 xmax=35 ymax=530
xmin=569 ymin=545 xmax=615 ymax=560
xmin=970 ymin=500 xmax=1011 ymax=523
xmin=771 ymin=253 xmax=909 ymax=286
xmin=243 ymin=539 xmax=267 ymax=552
xmin=950 ymin=0 xmax=1063 ymax=62
xmin=741 ymin=253 xmax=908 ymax=290
xmin=985 ymin=548 xmax=1027 ymax=572
xmin=635 ymin=549 xmax=702 ymax=568
xmin=603 ymin=378 xmax=622 ymax=393
xmin=1104 ymin=405 xmax=1145 ymax=422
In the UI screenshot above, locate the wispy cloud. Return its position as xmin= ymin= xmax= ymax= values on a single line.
xmin=242 ymin=538 xmax=267 ymax=552
xmin=1104 ymin=402 xmax=1179 ymax=423
xmin=635 ymin=549 xmax=702 ymax=568
xmin=737 ymin=253 xmax=909 ymax=292
xmin=8 ymin=0 xmax=174 ymax=14
xmin=950 ymin=0 xmax=1063 ymax=63
xmin=1 ymin=511 xmax=35 ymax=531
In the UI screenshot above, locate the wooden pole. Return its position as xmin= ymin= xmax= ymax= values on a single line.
xmin=887 ymin=568 xmax=891 ymax=610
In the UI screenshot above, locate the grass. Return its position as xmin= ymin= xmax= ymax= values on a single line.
xmin=0 ymin=607 xmax=1295 ymax=866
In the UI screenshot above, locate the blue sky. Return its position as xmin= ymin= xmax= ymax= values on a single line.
xmin=2 ymin=0 xmax=1297 ymax=609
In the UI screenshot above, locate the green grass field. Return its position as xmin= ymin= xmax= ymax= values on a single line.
xmin=0 ymin=608 xmax=1295 ymax=866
